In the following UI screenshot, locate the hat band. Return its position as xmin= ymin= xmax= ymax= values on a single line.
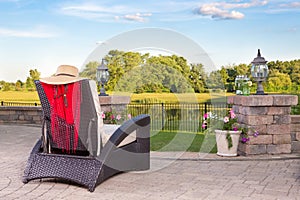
xmin=56 ymin=73 xmax=77 ymax=77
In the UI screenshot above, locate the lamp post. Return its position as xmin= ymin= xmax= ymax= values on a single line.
xmin=96 ymin=59 xmax=110 ymax=96
xmin=251 ymin=49 xmax=268 ymax=95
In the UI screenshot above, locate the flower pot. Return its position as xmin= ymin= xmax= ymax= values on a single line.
xmin=215 ymin=130 xmax=241 ymax=157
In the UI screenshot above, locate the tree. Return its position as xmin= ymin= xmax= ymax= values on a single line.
xmin=15 ymin=80 xmax=23 ymax=91
xmin=2 ymin=82 xmax=11 ymax=91
xmin=79 ymin=61 xmax=99 ymax=80
xmin=267 ymin=71 xmax=292 ymax=92
xmin=189 ymin=63 xmax=207 ymax=93
xmin=26 ymin=69 xmax=41 ymax=91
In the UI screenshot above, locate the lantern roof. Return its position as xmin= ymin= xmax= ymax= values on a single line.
xmin=251 ymin=49 xmax=267 ymax=65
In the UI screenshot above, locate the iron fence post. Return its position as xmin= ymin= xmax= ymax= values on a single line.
xmin=161 ymin=103 xmax=164 ymax=130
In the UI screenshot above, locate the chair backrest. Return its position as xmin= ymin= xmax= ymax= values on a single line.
xmin=35 ymin=79 xmax=104 ymax=156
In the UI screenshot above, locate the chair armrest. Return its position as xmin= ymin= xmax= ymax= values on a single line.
xmin=98 ymin=114 xmax=150 ymax=159
xmin=107 ymin=114 xmax=150 ymax=146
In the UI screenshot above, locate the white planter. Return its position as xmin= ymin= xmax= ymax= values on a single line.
xmin=215 ymin=130 xmax=241 ymax=157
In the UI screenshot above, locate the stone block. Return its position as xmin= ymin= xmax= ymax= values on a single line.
xmin=296 ymin=132 xmax=300 ymax=141
xmin=0 ymin=110 xmax=15 ymax=115
xmin=267 ymin=144 xmax=291 ymax=154
xmin=249 ymin=135 xmax=272 ymax=145
xmin=267 ymin=124 xmax=290 ymax=135
xmin=267 ymin=107 xmax=291 ymax=115
xmin=245 ymin=124 xmax=267 ymax=135
xmin=273 ymin=134 xmax=291 ymax=144
xmin=24 ymin=115 xmax=33 ymax=121
xmin=291 ymin=124 xmax=300 ymax=132
xmin=291 ymin=115 xmax=300 ymax=123
xmin=291 ymin=133 xmax=296 ymax=141
xmin=27 ymin=111 xmax=38 ymax=116
xmin=231 ymin=105 xmax=240 ymax=114
xmin=99 ymin=95 xmax=130 ymax=105
xmin=273 ymin=115 xmax=291 ymax=124
xmin=32 ymin=116 xmax=42 ymax=123
xmin=291 ymin=141 xmax=300 ymax=153
xmin=273 ymin=95 xmax=298 ymax=106
xmin=227 ymin=95 xmax=274 ymax=106
xmin=247 ymin=144 xmax=267 ymax=155
xmin=9 ymin=114 xmax=18 ymax=121
xmin=238 ymin=106 xmax=268 ymax=115
xmin=244 ymin=115 xmax=273 ymax=125
xmin=227 ymin=96 xmax=235 ymax=104
xmin=0 ymin=115 xmax=10 ymax=121
xmin=19 ymin=115 xmax=25 ymax=120
xmin=238 ymin=143 xmax=267 ymax=155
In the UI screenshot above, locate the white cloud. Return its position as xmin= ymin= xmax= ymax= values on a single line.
xmin=279 ymin=2 xmax=300 ymax=8
xmin=121 ymin=13 xmax=152 ymax=22
xmin=196 ymin=0 xmax=268 ymax=20
xmin=60 ymin=3 xmax=152 ymax=23
xmin=0 ymin=26 xmax=58 ymax=38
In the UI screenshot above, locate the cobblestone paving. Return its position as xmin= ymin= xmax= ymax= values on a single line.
xmin=1 ymin=124 xmax=300 ymax=200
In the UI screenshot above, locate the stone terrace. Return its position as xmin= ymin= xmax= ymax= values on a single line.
xmin=1 ymin=124 xmax=300 ymax=200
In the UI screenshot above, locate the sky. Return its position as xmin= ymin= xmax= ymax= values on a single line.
xmin=0 ymin=0 xmax=299 ymax=82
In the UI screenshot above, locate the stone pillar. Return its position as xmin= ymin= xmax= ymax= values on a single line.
xmin=291 ymin=115 xmax=300 ymax=153
xmin=99 ymin=95 xmax=130 ymax=113
xmin=227 ymin=95 xmax=298 ymax=155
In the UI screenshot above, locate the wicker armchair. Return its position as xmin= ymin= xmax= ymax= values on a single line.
xmin=23 ymin=79 xmax=150 ymax=192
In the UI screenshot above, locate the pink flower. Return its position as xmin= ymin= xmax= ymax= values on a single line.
xmin=116 ymin=114 xmax=121 ymax=121
xmin=203 ymin=113 xmax=208 ymax=119
xmin=127 ymin=114 xmax=132 ymax=119
xmin=229 ymin=109 xmax=236 ymax=119
xmin=111 ymin=115 xmax=115 ymax=120
xmin=101 ymin=112 xmax=105 ymax=119
xmin=202 ymin=121 xmax=207 ymax=129
xmin=224 ymin=116 xmax=229 ymax=123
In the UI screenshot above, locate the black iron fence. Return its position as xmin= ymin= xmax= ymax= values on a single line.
xmin=0 ymin=101 xmax=40 ymax=107
xmin=127 ymin=102 xmax=229 ymax=132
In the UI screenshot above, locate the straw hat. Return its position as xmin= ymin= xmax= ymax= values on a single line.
xmin=40 ymin=65 xmax=85 ymax=85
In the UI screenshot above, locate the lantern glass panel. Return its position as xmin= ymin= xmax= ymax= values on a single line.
xmin=251 ymin=64 xmax=268 ymax=78
xmin=100 ymin=70 xmax=109 ymax=84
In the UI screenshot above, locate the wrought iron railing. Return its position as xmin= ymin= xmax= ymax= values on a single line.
xmin=0 ymin=101 xmax=40 ymax=107
xmin=127 ymin=102 xmax=230 ymax=132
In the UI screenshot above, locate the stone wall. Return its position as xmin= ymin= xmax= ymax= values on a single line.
xmin=228 ymin=95 xmax=298 ymax=155
xmin=0 ymin=106 xmax=42 ymax=125
xmin=99 ymin=96 xmax=130 ymax=113
xmin=291 ymin=115 xmax=300 ymax=153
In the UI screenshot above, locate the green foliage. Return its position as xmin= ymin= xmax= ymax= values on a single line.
xmin=25 ymin=69 xmax=40 ymax=91
xmin=79 ymin=61 xmax=99 ymax=80
xmin=2 ymin=82 xmax=12 ymax=91
xmin=82 ymin=50 xmax=207 ymax=94
xmin=80 ymin=50 xmax=300 ymax=94
xmin=15 ymin=80 xmax=24 ymax=91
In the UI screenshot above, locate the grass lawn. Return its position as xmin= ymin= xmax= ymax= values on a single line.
xmin=0 ymin=90 xmax=233 ymax=103
xmin=151 ymin=131 xmax=217 ymax=153
xmin=0 ymin=91 xmax=39 ymax=102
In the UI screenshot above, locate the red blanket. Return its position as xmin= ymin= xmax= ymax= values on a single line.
xmin=41 ymin=82 xmax=81 ymax=153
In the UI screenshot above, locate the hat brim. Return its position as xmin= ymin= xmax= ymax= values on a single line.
xmin=40 ymin=75 xmax=86 ymax=85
